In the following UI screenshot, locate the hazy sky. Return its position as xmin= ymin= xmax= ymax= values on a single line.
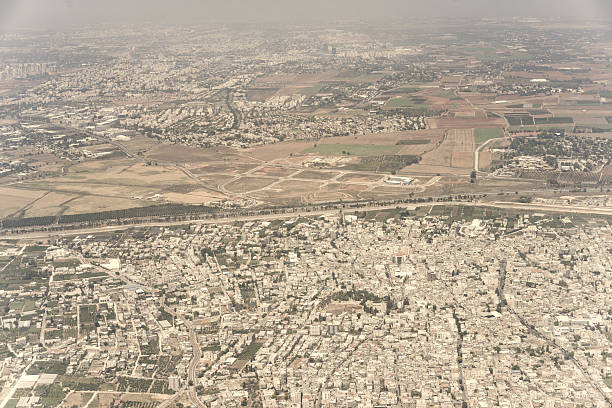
xmin=1 ymin=0 xmax=611 ymax=29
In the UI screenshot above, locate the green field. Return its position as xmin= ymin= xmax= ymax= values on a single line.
xmin=474 ymin=128 xmax=505 ymax=144
xmin=302 ymin=144 xmax=401 ymax=156
xmin=429 ymin=88 xmax=458 ymax=99
xmin=345 ymin=155 xmax=420 ymax=172
xmin=299 ymin=83 xmax=326 ymax=96
xmin=385 ymin=97 xmax=425 ymax=108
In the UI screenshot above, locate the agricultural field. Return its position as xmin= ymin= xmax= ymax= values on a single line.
xmin=0 ymin=187 xmax=47 ymax=218
xmin=385 ymin=96 xmax=427 ymax=109
xmin=302 ymin=143 xmax=401 ymax=156
xmin=396 ymin=139 xmax=430 ymax=145
xmin=474 ymin=128 xmax=505 ymax=144
xmin=421 ymin=128 xmax=474 ymax=169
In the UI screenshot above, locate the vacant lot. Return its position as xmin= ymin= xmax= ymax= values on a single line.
xmin=338 ymin=173 xmax=384 ymax=183
xmin=24 ymin=191 xmax=77 ymax=217
xmin=293 ymin=170 xmax=339 ymax=180
xmin=246 ymin=87 xmax=280 ymax=102
xmin=224 ymin=177 xmax=277 ymax=193
xmin=146 ymin=144 xmax=239 ymax=163
xmin=302 ymin=144 xmax=401 ymax=156
xmin=251 ymin=166 xmax=298 ymax=178
xmin=0 ymin=187 xmax=46 ymax=217
xmin=191 ymin=162 xmax=259 ymax=175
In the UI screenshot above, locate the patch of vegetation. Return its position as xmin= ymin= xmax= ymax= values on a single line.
xmin=383 ymin=87 xmax=419 ymax=95
xmin=27 ymin=360 xmax=68 ymax=375
xmin=2 ymin=203 xmax=216 ymax=229
xmin=299 ymin=83 xmax=326 ymax=96
xmin=385 ymin=96 xmax=426 ymax=108
xmin=474 ymin=128 xmax=504 ymax=144
xmin=150 ymin=379 xmax=173 ymax=394
xmin=505 ymin=114 xmax=534 ymax=126
xmin=396 ymin=139 xmax=430 ymax=145
xmin=303 ymin=144 xmax=401 ymax=157
xmin=34 ymin=383 xmax=67 ymax=408
xmin=60 ymin=376 xmax=104 ymax=391
xmin=237 ymin=342 xmax=263 ymax=362
xmin=502 ymin=130 xmax=611 ymax=171
xmin=4 ymin=399 xmax=18 ymax=408
xmin=346 ymin=155 xmax=421 ymax=172
xmin=534 ymin=117 xmax=573 ymax=125
xmin=116 ymin=377 xmax=153 ymax=393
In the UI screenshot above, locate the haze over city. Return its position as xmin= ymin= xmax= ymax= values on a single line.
xmin=1 ymin=0 xmax=612 ymax=28
xmin=0 ymin=1 xmax=611 ymax=407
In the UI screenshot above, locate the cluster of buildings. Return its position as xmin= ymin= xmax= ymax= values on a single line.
xmin=1 ymin=209 xmax=610 ymax=407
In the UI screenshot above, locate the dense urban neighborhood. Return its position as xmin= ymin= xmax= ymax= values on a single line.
xmin=1 ymin=207 xmax=611 ymax=407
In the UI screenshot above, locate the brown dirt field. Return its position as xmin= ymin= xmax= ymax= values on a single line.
xmin=21 ymin=181 xmax=157 ymax=199
xmin=224 ymin=177 xmax=277 ymax=193
xmin=324 ymin=130 xmax=443 ymax=146
xmin=397 ymin=142 xmax=438 ymax=156
xmin=400 ymin=163 xmax=472 ymax=176
xmin=327 ymin=301 xmax=363 ymax=314
xmin=63 ymin=391 xmax=94 ymax=407
xmin=461 ymin=94 xmax=496 ymax=105
xmin=68 ymin=158 xmax=133 ymax=173
xmin=275 ymin=71 xmax=339 ymax=96
xmin=244 ymin=141 xmax=313 ymax=161
xmin=24 ymin=191 xmax=77 ymax=217
xmin=82 ymin=143 xmax=119 ymax=153
xmin=190 ymin=162 xmax=259 ymax=175
xmin=293 ymin=170 xmax=339 ymax=180
xmin=301 ymin=191 xmax=348 ymax=203
xmin=196 ymin=174 xmax=237 ymax=188
xmin=252 ymin=73 xmax=299 ymax=87
xmin=249 ymin=130 xmax=444 ymax=163
xmin=246 ymin=87 xmax=280 ymax=102
xmin=111 ymin=134 xmax=159 ymax=151
xmin=420 ymin=129 xmax=474 ymax=169
xmin=434 ymin=117 xmax=505 ymax=129
xmin=337 ymin=173 xmax=383 ymax=183
xmin=146 ymin=144 xmax=240 ymax=163
xmin=94 ymin=392 xmax=170 ymax=408
xmin=63 ymin=162 xmax=193 ymax=187
xmin=62 ymin=196 xmax=149 ymax=214
xmin=323 ymin=183 xmax=368 ymax=192
xmin=368 ymin=186 xmax=414 ymax=195
xmin=452 ymin=152 xmax=474 ymax=168
xmin=558 ymin=111 xmax=610 ymax=126
xmin=251 ymin=166 xmax=298 ymax=178
xmin=164 ymin=189 xmax=225 ymax=204
xmin=274 ymin=179 xmax=322 ymax=194
xmin=0 ymin=187 xmax=47 ymax=217
xmin=478 ymin=150 xmax=493 ymax=171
